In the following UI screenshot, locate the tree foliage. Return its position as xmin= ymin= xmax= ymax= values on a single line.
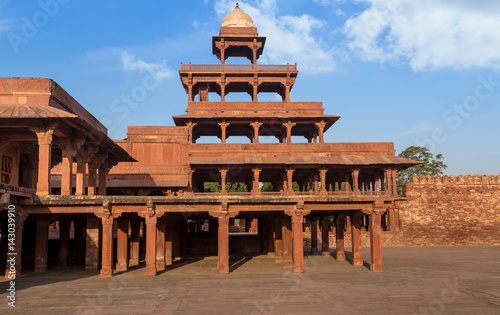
xmin=397 ymin=146 xmax=447 ymax=195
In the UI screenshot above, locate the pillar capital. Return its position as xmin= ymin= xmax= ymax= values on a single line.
xmin=29 ymin=123 xmax=58 ymax=145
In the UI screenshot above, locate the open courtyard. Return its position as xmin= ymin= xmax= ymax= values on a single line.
xmin=1 ymin=246 xmax=499 ymax=314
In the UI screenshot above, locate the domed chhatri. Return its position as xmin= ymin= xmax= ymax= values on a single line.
xmin=221 ymin=2 xmax=255 ymax=28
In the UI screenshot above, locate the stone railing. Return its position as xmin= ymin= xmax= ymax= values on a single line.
xmin=410 ymin=174 xmax=500 ymax=184
xmin=180 ymin=64 xmax=297 ymax=71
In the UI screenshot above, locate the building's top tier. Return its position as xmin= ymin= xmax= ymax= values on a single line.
xmin=219 ymin=3 xmax=258 ymax=37
xmin=213 ymin=3 xmax=265 ymax=62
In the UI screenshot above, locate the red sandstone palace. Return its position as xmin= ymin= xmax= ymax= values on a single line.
xmin=0 ymin=4 xmax=420 ymax=278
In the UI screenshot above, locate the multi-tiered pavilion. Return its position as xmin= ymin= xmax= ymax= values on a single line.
xmin=0 ymin=4 xmax=419 ymax=278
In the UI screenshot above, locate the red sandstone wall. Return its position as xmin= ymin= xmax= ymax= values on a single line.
xmin=395 ymin=175 xmax=500 ymax=246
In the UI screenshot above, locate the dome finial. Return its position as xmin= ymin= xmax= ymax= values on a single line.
xmin=236 ymin=2 xmax=239 ymax=9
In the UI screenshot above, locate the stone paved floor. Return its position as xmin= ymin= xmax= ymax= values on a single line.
xmin=1 ymin=246 xmax=499 ymax=314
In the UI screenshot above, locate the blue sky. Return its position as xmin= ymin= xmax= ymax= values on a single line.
xmin=1 ymin=0 xmax=499 ymax=175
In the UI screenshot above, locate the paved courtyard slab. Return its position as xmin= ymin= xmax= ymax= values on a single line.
xmin=1 ymin=246 xmax=499 ymax=314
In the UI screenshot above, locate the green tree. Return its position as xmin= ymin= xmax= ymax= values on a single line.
xmin=397 ymin=146 xmax=447 ymax=195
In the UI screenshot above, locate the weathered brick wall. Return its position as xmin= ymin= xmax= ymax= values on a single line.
xmin=396 ymin=174 xmax=500 ymax=246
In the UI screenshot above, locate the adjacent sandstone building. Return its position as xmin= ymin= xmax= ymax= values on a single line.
xmin=1 ymin=4 xmax=421 ymax=278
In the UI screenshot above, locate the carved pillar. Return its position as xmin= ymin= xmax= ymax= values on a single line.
xmin=370 ymin=205 xmax=385 ymax=272
xmin=75 ymin=157 xmax=87 ymax=196
xmin=319 ymin=168 xmax=327 ymax=195
xmin=31 ymin=126 xmax=55 ymax=195
xmin=384 ymin=168 xmax=391 ymax=195
xmin=391 ymin=168 xmax=398 ymax=196
xmin=321 ymin=216 xmax=330 ymax=256
xmin=286 ymin=168 xmax=294 ymax=195
xmin=292 ymin=214 xmax=304 ymax=273
xmin=58 ymin=218 xmax=71 ymax=267
xmin=34 ymin=218 xmax=50 ymax=273
xmin=156 ymin=217 xmax=166 ymax=271
xmin=59 ymin=137 xmax=82 ymax=195
xmin=252 ymin=85 xmax=258 ymax=102
xmin=218 ymin=217 xmax=230 ymax=274
xmin=282 ymin=121 xmax=296 ymax=144
xmin=186 ymin=121 xmax=197 ymax=144
xmin=97 ymin=164 xmax=109 ymax=196
xmin=351 ymin=212 xmax=363 ymax=266
xmin=129 ymin=219 xmax=141 ymax=266
xmin=145 ymin=216 xmax=157 ymax=276
xmin=218 ymin=120 xmax=230 ymax=144
xmin=165 ymin=220 xmax=174 ymax=266
xmin=282 ymin=216 xmax=293 ymax=268
xmin=5 ymin=211 xmax=27 ymax=279
xmin=285 ymin=85 xmax=290 ymax=102
xmin=219 ymin=168 xmax=228 ymax=195
xmin=351 ymin=168 xmax=360 ymax=194
xmin=250 ymin=121 xmax=263 ymax=144
xmin=335 ymin=215 xmax=345 ymax=261
xmin=87 ymin=162 xmax=98 ymax=196
xmin=251 ymin=168 xmax=261 ymax=195
xmin=116 ymin=218 xmax=129 ymax=272
xmin=315 ymin=120 xmax=327 ymax=144
xmin=311 ymin=218 xmax=319 ymax=254
xmin=100 ymin=217 xmax=114 ymax=277
xmin=274 ymin=216 xmax=283 ymax=263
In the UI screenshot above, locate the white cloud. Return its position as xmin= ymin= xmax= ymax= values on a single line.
xmin=215 ymin=0 xmax=336 ymax=74
xmin=343 ymin=0 xmax=500 ymax=71
xmin=120 ymin=51 xmax=174 ymax=82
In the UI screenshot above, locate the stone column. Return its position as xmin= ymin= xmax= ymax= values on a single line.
xmin=31 ymin=126 xmax=55 ymax=195
xmin=219 ymin=168 xmax=228 ymax=195
xmin=218 ymin=217 xmax=230 ymax=274
xmin=252 ymin=85 xmax=258 ymax=102
xmin=145 ymin=216 xmax=157 ymax=276
xmin=156 ymin=217 xmax=166 ymax=271
xmin=129 ymin=219 xmax=141 ymax=266
xmin=60 ymin=145 xmax=77 ymax=195
xmin=34 ymin=218 xmax=50 ymax=273
xmin=165 ymin=220 xmax=174 ymax=266
xmin=315 ymin=120 xmax=326 ymax=144
xmin=335 ymin=215 xmax=345 ymax=261
xmin=250 ymin=121 xmax=263 ymax=143
xmin=282 ymin=216 xmax=293 ymax=268
xmin=292 ymin=214 xmax=304 ymax=273
xmin=218 ymin=120 xmax=230 ymax=144
xmin=285 ymin=85 xmax=291 ymax=102
xmin=58 ymin=218 xmax=71 ymax=267
xmin=75 ymin=157 xmax=87 ymax=196
xmin=370 ymin=208 xmax=384 ymax=272
xmin=321 ymin=216 xmax=330 ymax=256
xmin=116 ymin=218 xmax=129 ymax=272
xmin=251 ymin=168 xmax=261 ymax=196
xmin=87 ymin=163 xmax=98 ymax=196
xmin=282 ymin=121 xmax=296 ymax=143
xmin=384 ymin=168 xmax=391 ymax=195
xmin=351 ymin=168 xmax=360 ymax=194
xmin=186 ymin=121 xmax=197 ymax=144
xmin=85 ymin=216 xmax=100 ymax=270
xmin=274 ymin=217 xmax=283 ymax=263
xmin=319 ymin=168 xmax=327 ymax=195
xmin=97 ymin=164 xmax=108 ymax=196
xmin=311 ymin=218 xmax=319 ymax=254
xmin=4 ymin=211 xmax=26 ymax=279
xmin=100 ymin=217 xmax=114 ymax=277
xmin=351 ymin=213 xmax=363 ymax=266
xmin=391 ymin=168 xmax=398 ymax=196
xmin=286 ymin=168 xmax=294 ymax=195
